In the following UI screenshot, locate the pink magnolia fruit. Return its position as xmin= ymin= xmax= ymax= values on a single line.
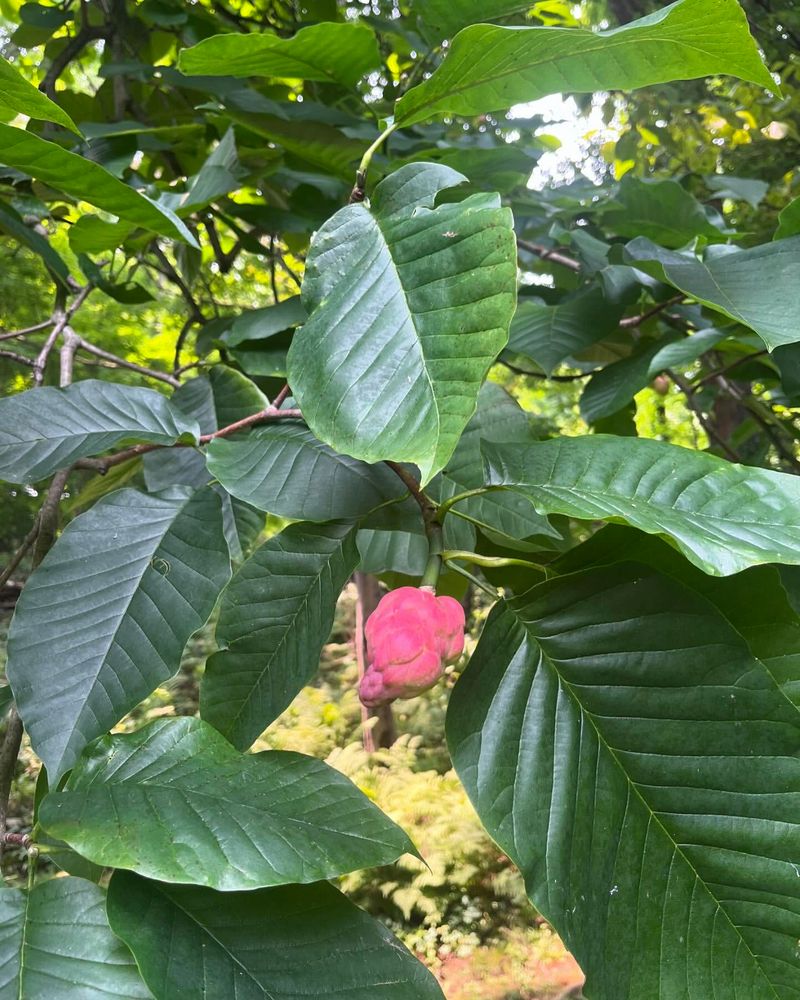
xmin=359 ymin=586 xmax=466 ymax=707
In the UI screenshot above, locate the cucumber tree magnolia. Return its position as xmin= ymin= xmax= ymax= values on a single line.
xmin=0 ymin=0 xmax=798 ymax=997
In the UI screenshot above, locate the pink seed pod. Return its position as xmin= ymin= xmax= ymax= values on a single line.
xmin=359 ymin=586 xmax=466 ymax=707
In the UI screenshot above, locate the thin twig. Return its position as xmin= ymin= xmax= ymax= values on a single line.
xmin=619 ymin=295 xmax=684 ymax=328
xmin=76 ymin=339 xmax=180 ymax=387
xmin=667 ymin=369 xmax=742 ymax=462
xmin=0 ymin=320 xmax=53 ymax=342
xmin=516 ymin=237 xmax=582 ymax=273
xmin=60 ymin=329 xmax=80 ymax=387
xmin=32 ymin=326 xmax=61 ymax=385
xmin=0 ymin=350 xmax=35 ymax=367
xmin=0 ymin=520 xmax=40 ymax=590
xmin=500 ymin=358 xmax=594 ymax=381
xmin=694 ymin=350 xmax=768 ymax=388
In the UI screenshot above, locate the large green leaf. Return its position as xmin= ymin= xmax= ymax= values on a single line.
xmin=107 ymin=871 xmax=444 ymax=1000
xmin=395 ymin=0 xmax=774 ymax=126
xmin=0 ymin=125 xmax=197 ymax=245
xmin=0 ymin=201 xmax=71 ymax=287
xmin=484 ymin=434 xmax=800 ymax=575
xmin=432 ymin=384 xmax=558 ymax=542
xmin=40 ymin=717 xmax=414 ymax=889
xmin=179 ymin=22 xmax=380 ymax=88
xmin=0 ymin=878 xmax=150 ymax=999
xmin=411 ymin=0 xmax=534 ymax=39
xmin=0 ymin=380 xmax=199 ymax=484
xmin=602 ymin=176 xmax=726 ymax=247
xmin=6 ymin=487 xmax=230 ymax=781
xmin=0 ymin=56 xmax=79 ymax=133
xmin=580 ymin=327 xmax=725 ymax=422
xmin=775 ymin=195 xmax=800 ymax=240
xmin=506 ymin=289 xmax=624 ymax=375
xmin=624 ymin=236 xmax=800 ymax=350
xmin=447 ymin=563 xmax=800 ymax=999
xmin=202 ymin=521 xmax=361 ymax=750
xmin=206 ymin=423 xmax=408 ymax=521
xmin=286 ymin=163 xmax=517 ymax=483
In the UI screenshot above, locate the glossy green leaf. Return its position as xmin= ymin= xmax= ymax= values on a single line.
xmin=107 ymin=871 xmax=444 ymax=1000
xmin=506 ymin=289 xmax=624 ymax=375
xmin=705 ymin=174 xmax=768 ymax=209
xmin=775 ymin=194 xmax=800 ymax=240
xmin=202 ymin=521 xmax=361 ymax=750
xmin=287 ymin=163 xmax=517 ymax=483
xmin=411 ymin=0 xmax=533 ymax=39
xmin=206 ymin=422 xmax=408 ymax=521
xmin=0 ymin=201 xmax=71 ymax=287
xmin=67 ymin=215 xmax=135 ymax=255
xmin=0 ymin=56 xmax=79 ymax=133
xmin=433 ymin=384 xmax=558 ymax=541
xmin=41 ymin=717 xmax=414 ymax=889
xmin=580 ymin=327 xmax=724 ymax=422
xmin=0 ymin=380 xmax=199 ymax=484
xmin=7 ymin=487 xmax=230 ymax=781
xmin=0 ymin=125 xmax=197 ymax=245
xmin=179 ymin=22 xmax=380 ymax=88
xmin=603 ymin=176 xmax=726 ymax=247
xmin=484 ymin=434 xmax=800 ymax=575
xmin=215 ymin=296 xmax=306 ymax=347
xmin=395 ymin=0 xmax=774 ymax=126
xmin=623 ymin=236 xmax=800 ymax=350
xmin=447 ymin=562 xmax=800 ymax=999
xmin=0 ymin=878 xmax=149 ymax=999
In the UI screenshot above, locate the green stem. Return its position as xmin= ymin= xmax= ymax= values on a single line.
xmin=442 ymin=550 xmax=548 ymax=574
xmin=446 ymin=560 xmax=500 ymax=600
xmin=420 ymin=520 xmax=444 ymax=589
xmin=351 ymin=121 xmax=399 ymax=201
xmin=437 ymin=487 xmax=497 ymax=521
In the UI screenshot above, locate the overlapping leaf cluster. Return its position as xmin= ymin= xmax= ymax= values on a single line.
xmin=1 ymin=0 xmax=800 ymax=998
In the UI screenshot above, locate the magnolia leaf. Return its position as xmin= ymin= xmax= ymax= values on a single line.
xmin=206 ymin=422 xmax=408 ymax=521
xmin=484 ymin=434 xmax=800 ymax=575
xmin=287 ymin=163 xmax=517 ymax=484
xmin=603 ymin=176 xmax=726 ymax=247
xmin=202 ymin=521 xmax=361 ymax=750
xmin=0 ymin=380 xmax=199 ymax=484
xmin=448 ymin=562 xmax=800 ymax=999
xmin=0 ymin=56 xmax=79 ymax=133
xmin=395 ymin=0 xmax=774 ymax=126
xmin=40 ymin=717 xmax=414 ymax=889
xmin=7 ymin=487 xmax=230 ymax=781
xmin=623 ymin=236 xmax=800 ymax=350
xmin=0 ymin=878 xmax=150 ymax=999
xmin=0 ymin=125 xmax=197 ymax=245
xmin=107 ymin=871 xmax=444 ymax=999
xmin=179 ymin=22 xmax=380 ymax=88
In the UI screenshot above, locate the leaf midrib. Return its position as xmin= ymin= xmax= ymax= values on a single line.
xmin=524 ymin=622 xmax=783 ymax=999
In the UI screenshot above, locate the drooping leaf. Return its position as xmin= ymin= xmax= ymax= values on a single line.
xmin=107 ymin=871 xmax=444 ymax=1000
xmin=395 ymin=0 xmax=774 ymax=126
xmin=623 ymin=236 xmax=800 ymax=350
xmin=505 ymin=289 xmax=624 ymax=375
xmin=179 ymin=22 xmax=380 ymax=87
xmin=484 ymin=434 xmax=800 ymax=575
xmin=602 ymin=176 xmax=726 ymax=247
xmin=411 ymin=0 xmax=534 ymax=39
xmin=775 ymin=194 xmax=800 ymax=240
xmin=431 ymin=384 xmax=558 ymax=541
xmin=214 ymin=296 xmax=306 ymax=348
xmin=206 ymin=422 xmax=408 ymax=521
xmin=705 ymin=174 xmax=768 ymax=209
xmin=6 ymin=487 xmax=230 ymax=781
xmin=447 ymin=562 xmax=800 ymax=999
xmin=0 ymin=201 xmax=71 ymax=287
xmin=0 ymin=125 xmax=197 ymax=245
xmin=0 ymin=878 xmax=150 ymax=999
xmin=0 ymin=56 xmax=79 ymax=133
xmin=40 ymin=717 xmax=414 ymax=889
xmin=287 ymin=163 xmax=517 ymax=483
xmin=0 ymin=380 xmax=199 ymax=484
xmin=202 ymin=521 xmax=361 ymax=750
xmin=580 ymin=327 xmax=725 ymax=422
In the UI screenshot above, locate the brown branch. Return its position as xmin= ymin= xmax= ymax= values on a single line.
xmin=40 ymin=23 xmax=108 ymax=98
xmin=0 ymin=520 xmax=40 ymax=590
xmin=619 ymin=294 xmax=684 ymax=328
xmin=76 ymin=407 xmax=303 ymax=472
xmin=0 ymin=320 xmax=52 ymax=342
xmin=517 ymin=237 xmax=582 ymax=273
xmin=694 ymin=350 xmax=768 ymax=388
xmin=32 ymin=325 xmax=61 ymax=385
xmin=59 ymin=329 xmax=80 ymax=387
xmin=76 ymin=339 xmax=180 ymax=387
xmin=667 ymin=369 xmax=742 ymax=462
xmin=0 ymin=350 xmax=35 ymax=367
xmin=718 ymin=375 xmax=800 ymax=473
xmin=500 ymin=358 xmax=593 ymax=381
